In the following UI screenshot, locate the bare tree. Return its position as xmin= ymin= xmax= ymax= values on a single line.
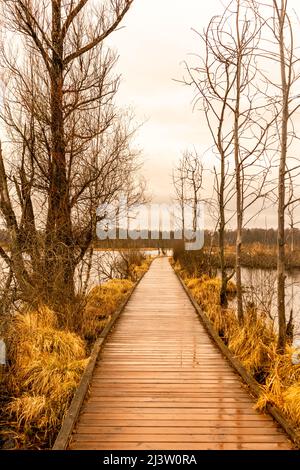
xmin=0 ymin=1 xmax=142 ymax=317
xmin=185 ymin=150 xmax=204 ymax=234
xmin=181 ymin=18 xmax=236 ymax=307
xmin=172 ymin=156 xmax=187 ymax=236
xmin=259 ymin=0 xmax=300 ymax=352
xmin=183 ymin=1 xmax=274 ymax=315
xmin=173 ymin=149 xmax=204 ymax=239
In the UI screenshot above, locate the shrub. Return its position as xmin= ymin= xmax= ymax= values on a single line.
xmin=80 ymin=279 xmax=134 ymax=341
xmin=115 ymin=251 xmax=151 ymax=281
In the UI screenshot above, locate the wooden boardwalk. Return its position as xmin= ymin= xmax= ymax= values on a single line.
xmin=70 ymin=257 xmax=291 ymax=450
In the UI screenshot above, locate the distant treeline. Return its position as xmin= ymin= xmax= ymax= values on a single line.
xmin=209 ymin=228 xmax=300 ymax=247
xmin=1 ymin=228 xmax=300 ymax=249
xmin=94 ymin=228 xmax=300 ymax=249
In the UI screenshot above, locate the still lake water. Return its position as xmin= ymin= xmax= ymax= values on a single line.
xmin=230 ymin=268 xmax=300 ymax=338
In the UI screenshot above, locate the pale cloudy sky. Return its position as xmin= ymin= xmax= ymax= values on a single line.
xmin=108 ymin=0 xmax=221 ymax=203
xmin=108 ymin=0 xmax=300 ymax=228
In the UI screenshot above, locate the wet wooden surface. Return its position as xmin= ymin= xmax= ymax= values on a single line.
xmin=70 ymin=257 xmax=291 ymax=450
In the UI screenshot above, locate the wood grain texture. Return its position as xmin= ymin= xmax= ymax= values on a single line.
xmin=70 ymin=257 xmax=292 ymax=450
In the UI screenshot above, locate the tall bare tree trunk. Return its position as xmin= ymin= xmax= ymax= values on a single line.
xmin=45 ymin=1 xmax=75 ymax=303
xmin=181 ymin=178 xmax=185 ymax=236
xmin=277 ymin=0 xmax=288 ymax=352
xmin=192 ymin=170 xmax=198 ymax=234
xmin=234 ymin=1 xmax=244 ymax=325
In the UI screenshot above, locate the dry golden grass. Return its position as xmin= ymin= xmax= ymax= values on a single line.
xmin=228 ymin=315 xmax=276 ymax=375
xmin=33 ymin=328 xmax=86 ymax=360
xmin=80 ymin=278 xmax=134 ymax=341
xmin=5 ymin=305 xmax=88 ymax=446
xmin=22 ymin=357 xmax=87 ymax=398
xmin=7 ymin=395 xmax=48 ymax=429
xmin=6 ymin=309 xmax=86 ymax=388
xmin=130 ymin=261 xmax=149 ymax=281
xmin=255 ymin=350 xmax=300 ymax=428
xmin=284 ymin=385 xmax=300 ymax=430
xmin=185 ymin=275 xmax=238 ymax=340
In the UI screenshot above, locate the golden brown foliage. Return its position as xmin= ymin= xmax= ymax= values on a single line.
xmin=4 ymin=306 xmax=87 ymax=446
xmin=80 ymin=279 xmax=134 ymax=341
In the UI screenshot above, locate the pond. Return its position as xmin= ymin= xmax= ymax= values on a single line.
xmin=229 ymin=268 xmax=300 ymax=338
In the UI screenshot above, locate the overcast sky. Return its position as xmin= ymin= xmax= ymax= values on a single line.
xmin=108 ymin=0 xmax=222 ymax=202
xmin=107 ymin=0 xmax=300 ymax=228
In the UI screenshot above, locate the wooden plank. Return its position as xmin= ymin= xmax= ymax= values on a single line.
xmin=72 ymin=433 xmax=288 ymax=444
xmin=84 ymin=402 xmax=256 ymax=409
xmin=88 ymin=388 xmax=248 ymax=394
xmin=78 ymin=413 xmax=271 ymax=421
xmin=93 ymin=372 xmax=239 ymax=378
xmin=88 ymin=385 xmax=248 ymax=391
xmin=92 ymin=379 xmax=239 ymax=383
xmin=79 ymin=411 xmax=270 ymax=419
xmin=86 ymin=397 xmax=253 ymax=403
xmin=76 ymin=419 xmax=278 ymax=428
xmin=75 ymin=426 xmax=283 ymax=435
xmin=70 ymin=442 xmax=291 ymax=450
xmin=89 ymin=393 xmax=252 ymax=399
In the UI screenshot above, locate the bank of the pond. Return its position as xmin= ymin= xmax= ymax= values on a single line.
xmin=221 ymin=244 xmax=300 ymax=270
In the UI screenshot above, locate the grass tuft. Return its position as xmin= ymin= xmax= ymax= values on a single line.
xmin=80 ymin=279 xmax=134 ymax=341
xmin=4 ymin=305 xmax=88 ymax=446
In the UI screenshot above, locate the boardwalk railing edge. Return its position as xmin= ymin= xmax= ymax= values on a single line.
xmin=52 ymin=259 xmax=154 ymax=451
xmin=173 ymin=265 xmax=300 ymax=450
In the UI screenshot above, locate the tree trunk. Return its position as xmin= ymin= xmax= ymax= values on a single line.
xmin=181 ymin=178 xmax=185 ymax=236
xmin=234 ymin=0 xmax=244 ymax=325
xmin=277 ymin=3 xmax=288 ymax=353
xmin=235 ymin=222 xmax=243 ymax=324
xmin=219 ymin=156 xmax=228 ymax=307
xmin=192 ymin=172 xmax=198 ymax=234
xmin=45 ymin=0 xmax=75 ymax=306
xmin=277 ymin=186 xmax=286 ymax=352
